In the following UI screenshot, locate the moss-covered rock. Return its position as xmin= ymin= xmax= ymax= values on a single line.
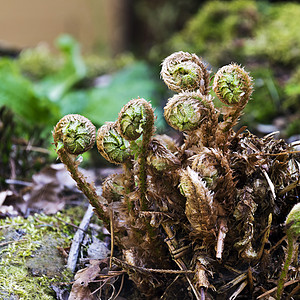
xmin=0 ymin=213 xmax=75 ymax=299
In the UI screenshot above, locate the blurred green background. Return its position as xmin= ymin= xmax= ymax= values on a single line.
xmin=1 ymin=0 xmax=300 ymax=184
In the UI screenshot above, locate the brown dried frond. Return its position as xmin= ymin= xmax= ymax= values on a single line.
xmin=147 ymin=138 xmax=181 ymax=172
xmin=139 ymin=211 xmax=175 ymax=228
xmin=153 ymin=134 xmax=179 ymax=153
xmin=191 ymin=148 xmax=236 ymax=212
xmin=121 ymin=248 xmax=165 ymax=297
xmin=147 ymin=171 xmax=186 ymax=217
xmin=233 ymin=186 xmax=258 ymax=260
xmin=191 ymin=148 xmax=219 ymax=188
xmin=102 ymin=173 xmax=126 ymax=203
xmin=180 ymin=167 xmax=217 ymax=237
xmin=213 ymin=151 xmax=237 ymax=212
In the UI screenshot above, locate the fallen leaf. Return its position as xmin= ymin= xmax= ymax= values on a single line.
xmin=0 ymin=190 xmax=13 ymax=206
xmin=0 ymin=190 xmax=22 ymax=216
xmin=22 ymin=163 xmax=96 ymax=214
xmin=69 ymin=260 xmax=101 ymax=300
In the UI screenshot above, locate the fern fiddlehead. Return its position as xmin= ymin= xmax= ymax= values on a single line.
xmin=53 ymin=114 xmax=108 ymax=222
xmin=161 ymin=51 xmax=210 ymax=95
xmin=97 ymin=121 xmax=131 ymax=165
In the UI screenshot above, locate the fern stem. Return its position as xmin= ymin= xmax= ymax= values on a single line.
xmin=276 ymin=236 xmax=295 ymax=299
xmin=57 ymin=148 xmax=109 ymax=224
xmin=138 ymin=115 xmax=154 ymax=211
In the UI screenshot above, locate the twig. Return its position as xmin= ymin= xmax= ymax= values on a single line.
xmin=287 ymin=282 xmax=300 ymax=300
xmin=261 ymin=169 xmax=276 ymax=201
xmin=216 ymin=218 xmax=228 ymax=259
xmin=256 ymin=279 xmax=300 ymax=299
xmin=91 ymin=278 xmax=109 ymax=295
xmin=247 ymin=267 xmax=254 ymax=295
xmin=54 ymin=216 xmax=89 ymax=233
xmin=218 ymin=273 xmax=247 ymax=293
xmin=162 ymin=224 xmax=202 ymax=300
xmin=0 ymin=238 xmax=28 ymax=247
xmin=229 ymin=280 xmax=247 ymax=300
xmin=109 ymin=209 xmax=114 ymax=269
xmin=200 ymin=287 xmax=205 ymax=300
xmin=278 ymin=177 xmax=300 ymax=195
xmin=67 ymin=204 xmax=94 ymax=272
xmin=5 ymin=179 xmax=33 ymax=187
xmin=254 ymin=213 xmax=272 ymax=263
xmin=0 ymin=223 xmax=25 ymax=229
xmin=223 ymin=264 xmax=243 ymax=275
xmin=112 ymin=257 xmax=195 ymax=274
xmin=160 ymin=275 xmax=180 ymax=299
xmin=269 ymin=235 xmax=287 ymax=254
xmin=259 ymin=150 xmax=300 ymax=156
xmin=111 ymin=274 xmax=124 ymax=300
xmin=22 ymin=145 xmax=52 ymax=154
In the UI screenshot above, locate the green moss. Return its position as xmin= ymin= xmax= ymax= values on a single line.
xmin=245 ymin=3 xmax=300 ymax=65
xmin=0 ymin=265 xmax=54 ymax=300
xmin=285 ymin=118 xmax=300 ymax=137
xmin=0 ymin=213 xmax=76 ymax=299
xmin=284 ymin=66 xmax=300 ymax=110
xmin=243 ymin=67 xmax=280 ymax=125
xmin=170 ymin=0 xmax=259 ymax=65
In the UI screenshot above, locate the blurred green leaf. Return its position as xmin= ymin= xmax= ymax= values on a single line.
xmin=0 ymin=58 xmax=59 ymax=126
xmin=60 ymin=62 xmax=162 ymax=126
xmin=34 ymin=34 xmax=86 ymax=102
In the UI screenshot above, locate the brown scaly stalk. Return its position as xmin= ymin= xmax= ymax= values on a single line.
xmin=117 ymin=98 xmax=155 ymax=211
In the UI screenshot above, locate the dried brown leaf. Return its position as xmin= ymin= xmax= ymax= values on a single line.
xmin=69 ymin=260 xmax=101 ymax=300
xmin=22 ymin=163 xmax=95 ymax=214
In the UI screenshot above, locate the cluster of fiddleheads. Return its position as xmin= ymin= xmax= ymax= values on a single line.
xmin=53 ymin=51 xmax=299 ymax=299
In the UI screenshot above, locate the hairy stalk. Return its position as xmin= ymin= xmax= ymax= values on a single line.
xmin=276 ymin=235 xmax=295 ymax=299
xmin=53 ymin=114 xmax=109 ymax=224
xmin=222 ymin=105 xmax=245 ymax=134
xmin=277 ymin=203 xmax=300 ymax=299
xmin=117 ymin=98 xmax=154 ymax=210
xmin=138 ymin=122 xmax=154 ymax=210
xmin=213 ymin=64 xmax=253 ymax=147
